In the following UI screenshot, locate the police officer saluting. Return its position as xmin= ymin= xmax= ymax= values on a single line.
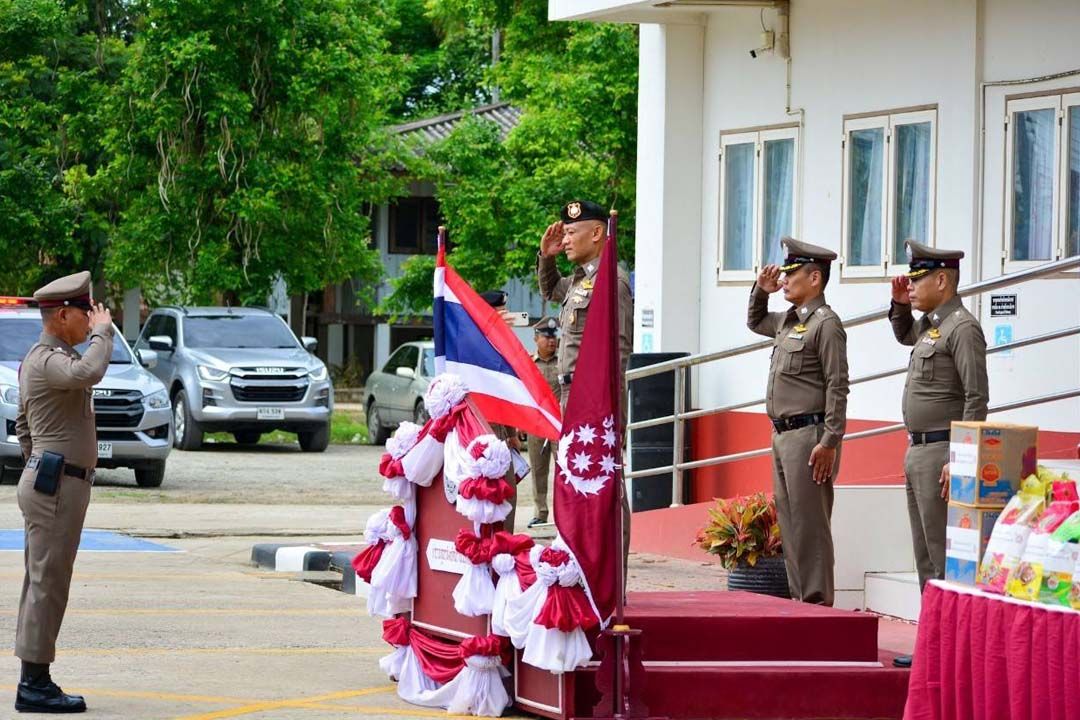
xmin=888 ymin=240 xmax=988 ymax=668
xmin=748 ymin=238 xmax=849 ymax=607
xmin=13 ymin=271 xmax=113 ymax=714
xmin=526 ymin=318 xmax=560 ymax=527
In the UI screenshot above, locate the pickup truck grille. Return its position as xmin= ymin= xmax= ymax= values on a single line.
xmin=93 ymin=389 xmax=145 ymax=429
xmin=228 ymin=368 xmax=308 ymax=403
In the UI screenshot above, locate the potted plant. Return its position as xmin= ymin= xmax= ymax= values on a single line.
xmin=695 ymin=492 xmax=789 ymax=599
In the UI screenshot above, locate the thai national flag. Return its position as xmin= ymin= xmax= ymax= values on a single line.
xmin=433 ymin=240 xmax=562 ymax=441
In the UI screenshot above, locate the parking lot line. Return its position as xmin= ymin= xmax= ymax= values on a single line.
xmin=57 ymin=646 xmax=385 ymax=657
xmin=0 ymin=607 xmax=358 ymax=617
xmin=0 ymin=686 xmax=261 ymax=706
xmin=171 ymin=687 xmax=395 ymax=720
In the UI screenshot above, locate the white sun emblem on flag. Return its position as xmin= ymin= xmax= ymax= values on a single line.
xmin=557 ymin=415 xmax=618 ymax=496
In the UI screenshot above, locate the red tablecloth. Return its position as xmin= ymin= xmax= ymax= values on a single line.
xmin=904 ymin=580 xmax=1080 ymax=720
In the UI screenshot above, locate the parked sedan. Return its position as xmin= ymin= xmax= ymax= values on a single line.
xmin=363 ymin=341 xmax=435 ymax=444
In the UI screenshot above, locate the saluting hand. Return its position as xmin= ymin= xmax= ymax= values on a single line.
xmin=890 ymin=276 xmax=911 ymax=305
xmin=540 ymin=222 xmax=565 ymax=258
xmin=756 ymin=264 xmax=782 ymax=293
xmin=808 ymin=443 xmax=836 ymax=485
xmin=88 ymin=303 xmax=112 ymax=328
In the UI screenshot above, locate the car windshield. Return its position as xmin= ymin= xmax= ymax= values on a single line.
xmin=184 ymin=315 xmax=298 ymax=349
xmin=0 ymin=317 xmax=132 ymax=363
xmin=422 ymin=349 xmax=435 ymax=377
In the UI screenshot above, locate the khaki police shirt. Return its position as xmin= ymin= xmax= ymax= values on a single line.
xmin=747 ymin=286 xmax=849 ymax=449
xmin=532 ymin=352 xmax=560 ymax=397
xmin=15 ymin=325 xmax=114 ymax=469
xmin=890 ymin=296 xmax=989 ymax=433
xmin=536 ymin=254 xmax=633 ymax=379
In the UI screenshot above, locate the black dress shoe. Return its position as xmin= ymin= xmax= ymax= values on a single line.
xmin=892 ymin=654 xmax=913 ymax=668
xmin=15 ymin=678 xmax=86 ymax=713
xmin=527 ymin=517 xmax=546 ymax=528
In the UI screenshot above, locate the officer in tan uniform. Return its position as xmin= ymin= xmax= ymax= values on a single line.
xmin=13 ymin=271 xmax=113 ymax=714
xmin=748 ymin=238 xmax=849 ymax=606
xmin=889 ymin=240 xmax=988 ymax=667
xmin=526 ymin=318 xmax=560 ymax=527
xmin=537 ymin=199 xmax=634 ymax=572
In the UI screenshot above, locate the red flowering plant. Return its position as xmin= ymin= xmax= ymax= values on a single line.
xmin=694 ymin=493 xmax=783 ymax=570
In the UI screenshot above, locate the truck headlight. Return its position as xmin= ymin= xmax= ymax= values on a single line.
xmin=144 ymin=389 xmax=170 ymax=409
xmin=0 ymin=384 xmax=18 ymax=406
xmin=308 ymin=365 xmax=328 ymax=382
xmin=197 ymin=365 xmax=229 ymax=382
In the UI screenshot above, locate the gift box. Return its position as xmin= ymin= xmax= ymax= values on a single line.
xmin=949 ymin=422 xmax=1038 ymax=508
xmin=945 ymin=503 xmax=1001 ymax=585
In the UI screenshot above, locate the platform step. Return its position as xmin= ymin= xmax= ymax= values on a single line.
xmin=624 ymin=591 xmax=878 ymax=662
xmin=864 ymin=571 xmax=921 ymax=621
xmin=568 ymin=661 xmax=909 ymax=720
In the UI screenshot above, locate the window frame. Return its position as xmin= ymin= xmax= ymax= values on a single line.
xmin=388 ymin=197 xmax=441 ymax=256
xmin=716 ymin=125 xmax=800 ymax=284
xmin=1004 ymin=94 xmax=1062 ymax=270
xmin=1062 ymin=92 xmax=1080 ymax=261
xmin=840 ymin=107 xmax=938 ymax=279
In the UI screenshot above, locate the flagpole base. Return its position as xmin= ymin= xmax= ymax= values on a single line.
xmin=580 ymin=625 xmax=667 ymax=720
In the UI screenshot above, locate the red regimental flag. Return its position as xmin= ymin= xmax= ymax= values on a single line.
xmin=553 ymin=213 xmax=623 ymax=627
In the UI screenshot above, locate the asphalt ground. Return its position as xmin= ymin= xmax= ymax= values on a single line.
xmin=0 ymin=442 xmax=730 ymax=718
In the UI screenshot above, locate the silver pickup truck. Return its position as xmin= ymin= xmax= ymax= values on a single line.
xmin=133 ymin=306 xmax=333 ymax=452
xmin=0 ymin=297 xmax=172 ymax=487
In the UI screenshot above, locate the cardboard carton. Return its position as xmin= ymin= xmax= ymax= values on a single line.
xmin=945 ymin=503 xmax=1001 ymax=585
xmin=949 ymin=422 xmax=1038 ymax=508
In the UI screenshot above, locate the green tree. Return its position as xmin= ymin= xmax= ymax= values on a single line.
xmin=0 ymin=0 xmax=134 ymax=294
xmin=380 ymin=0 xmax=638 ymax=315
xmin=101 ymin=0 xmax=410 ymax=306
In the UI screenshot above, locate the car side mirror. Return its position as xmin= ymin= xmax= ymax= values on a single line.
xmin=302 ymin=336 xmax=318 ymax=353
xmin=136 ymin=349 xmax=159 ymax=370
xmin=395 ymin=366 xmax=416 ymax=379
xmin=148 ymin=335 xmax=174 ymax=352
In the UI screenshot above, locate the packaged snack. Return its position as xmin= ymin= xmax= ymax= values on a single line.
xmin=1038 ymin=510 xmax=1080 ymax=606
xmin=1070 ymin=546 xmax=1080 ymax=611
xmin=1006 ymin=480 xmax=1079 ymax=601
xmin=975 ymin=474 xmax=1047 ymax=593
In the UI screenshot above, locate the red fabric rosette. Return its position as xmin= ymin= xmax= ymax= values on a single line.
xmin=459 ymin=634 xmax=506 ymax=659
xmin=492 ymin=532 xmax=537 ymax=590
xmin=387 ymin=505 xmax=411 ymax=540
xmin=351 ymin=541 xmax=386 ymax=583
xmin=535 ymin=584 xmax=599 ymax=632
xmin=455 ymin=530 xmax=496 ymax=565
xmin=382 ymin=616 xmax=410 ymax=646
xmin=539 ymin=547 xmax=570 ymax=567
xmin=379 ymin=452 xmax=405 ymax=478
xmin=457 ymin=476 xmax=514 ymax=504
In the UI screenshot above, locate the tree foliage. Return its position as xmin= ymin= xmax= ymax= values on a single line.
xmin=100 ymin=0 xmax=408 ymax=305
xmin=380 ymin=0 xmax=638 ymax=315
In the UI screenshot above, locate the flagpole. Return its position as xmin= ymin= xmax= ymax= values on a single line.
xmin=609 ymin=209 xmax=625 ymax=630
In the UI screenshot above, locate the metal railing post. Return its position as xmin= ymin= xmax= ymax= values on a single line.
xmin=671 ymin=365 xmax=686 ymax=508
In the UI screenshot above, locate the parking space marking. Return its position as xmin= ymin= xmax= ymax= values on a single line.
xmin=0 ymin=608 xmax=358 ymax=617
xmin=59 ymin=646 xmax=384 ymax=657
xmin=172 ymin=687 xmax=395 ymax=720
xmin=0 ymin=686 xmax=260 ymax=705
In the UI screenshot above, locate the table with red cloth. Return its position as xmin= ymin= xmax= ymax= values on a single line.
xmin=904 ymin=580 xmax=1080 ymax=720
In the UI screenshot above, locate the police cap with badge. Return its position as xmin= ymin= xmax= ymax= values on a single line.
xmin=533 ymin=317 xmax=558 ymax=338
xmin=905 ymin=239 xmax=963 ymax=279
xmin=560 ymin=200 xmax=607 ymax=224
xmin=33 ymin=271 xmax=94 ymax=310
xmin=778 ymin=237 xmax=837 ymax=279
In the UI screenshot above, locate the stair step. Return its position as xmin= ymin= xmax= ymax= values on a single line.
xmin=864 ymin=571 xmax=921 ymax=621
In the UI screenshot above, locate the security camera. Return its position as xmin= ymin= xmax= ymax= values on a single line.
xmin=749 ymin=30 xmax=774 ymax=59
xmin=749 ymin=46 xmax=769 ymax=59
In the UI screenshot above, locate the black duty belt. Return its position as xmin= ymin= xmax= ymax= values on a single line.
xmin=558 ymin=374 xmax=573 ymax=386
xmin=771 ymin=413 xmax=826 ymax=433
xmin=908 ymin=430 xmax=950 ymax=446
xmin=27 ymin=456 xmax=92 ymax=480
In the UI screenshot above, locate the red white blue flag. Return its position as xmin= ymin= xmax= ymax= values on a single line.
xmin=433 ymin=241 xmax=562 ymax=441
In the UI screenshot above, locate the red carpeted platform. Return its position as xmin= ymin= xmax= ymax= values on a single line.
xmin=514 ymin=590 xmax=910 ymax=720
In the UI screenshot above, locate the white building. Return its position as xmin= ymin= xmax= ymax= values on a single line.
xmin=551 ymin=0 xmax=1080 ymax=612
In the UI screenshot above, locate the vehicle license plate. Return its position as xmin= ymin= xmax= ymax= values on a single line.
xmin=257 ymin=407 xmax=285 ymax=420
xmin=97 ymin=442 xmax=113 ymax=459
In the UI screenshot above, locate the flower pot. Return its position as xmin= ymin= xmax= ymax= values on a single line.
xmin=726 ymin=554 xmax=790 ymax=599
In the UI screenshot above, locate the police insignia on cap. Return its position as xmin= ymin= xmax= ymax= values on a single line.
xmin=567 ymin=202 xmax=582 ymax=219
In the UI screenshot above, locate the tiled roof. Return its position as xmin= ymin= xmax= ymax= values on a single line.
xmin=391 ymin=102 xmax=522 ymax=146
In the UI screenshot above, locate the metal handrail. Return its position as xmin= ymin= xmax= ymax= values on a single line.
xmin=626 ymin=254 xmax=1080 ymax=382
xmin=623 ymin=254 xmax=1080 ymax=506
xmin=627 ymin=325 xmax=1080 ymax=432
xmin=626 ymin=387 xmax=1080 ymax=480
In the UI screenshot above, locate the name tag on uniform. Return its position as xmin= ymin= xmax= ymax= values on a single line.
xmin=787 ymin=332 xmax=805 ymax=339
xmin=922 ymin=336 xmax=937 ymax=346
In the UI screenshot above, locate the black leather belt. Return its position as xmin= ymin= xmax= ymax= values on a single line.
xmin=558 ymin=374 xmax=573 ymax=386
xmin=909 ymin=430 xmax=950 ymax=446
xmin=64 ymin=463 xmax=90 ymax=480
xmin=771 ymin=413 xmax=825 ymax=433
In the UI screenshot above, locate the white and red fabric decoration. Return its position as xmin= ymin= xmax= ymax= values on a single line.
xmin=368 ymin=506 xmax=417 ymax=618
xmin=380 ymin=421 xmax=422 ymax=502
xmin=400 ymin=374 xmax=469 ymax=487
xmin=351 ymin=509 xmax=392 ymax=585
xmin=490 ymin=532 xmax=536 ymax=637
xmin=503 ymin=544 xmax=597 ymax=673
xmin=455 ymin=435 xmax=513 ymax=524
xmin=379 ymin=617 xmax=411 ymax=682
xmin=452 ymin=530 xmax=497 ymax=617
